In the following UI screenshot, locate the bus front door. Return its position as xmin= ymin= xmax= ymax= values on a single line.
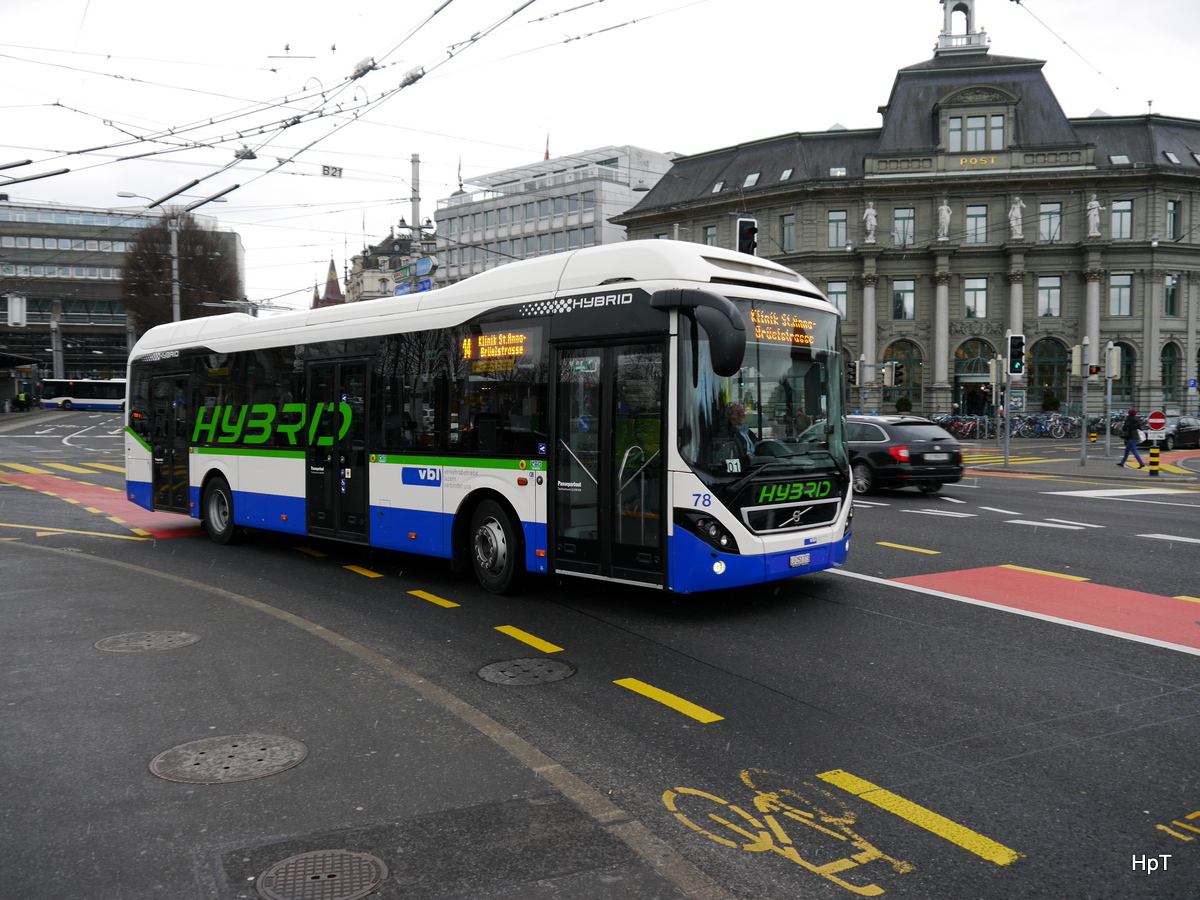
xmin=553 ymin=342 xmax=665 ymax=586
xmin=150 ymin=375 xmax=190 ymax=514
xmin=305 ymin=361 xmax=369 ymax=541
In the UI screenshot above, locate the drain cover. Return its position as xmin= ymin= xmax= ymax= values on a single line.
xmin=150 ymin=734 xmax=307 ymax=784
xmin=477 ymin=657 xmax=576 ymax=686
xmin=94 ymin=631 xmax=201 ymax=652
xmin=256 ymin=849 xmax=388 ymax=900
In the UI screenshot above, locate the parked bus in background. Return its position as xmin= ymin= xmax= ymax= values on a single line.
xmin=125 ymin=241 xmax=851 ymax=593
xmin=41 ymin=378 xmax=127 ymax=411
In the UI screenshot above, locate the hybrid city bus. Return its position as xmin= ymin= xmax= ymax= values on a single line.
xmin=42 ymin=378 xmax=127 ymax=410
xmin=125 ymin=241 xmax=851 ymax=593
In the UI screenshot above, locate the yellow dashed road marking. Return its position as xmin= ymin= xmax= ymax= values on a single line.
xmin=877 ymin=542 xmax=940 ymax=555
xmin=1000 ymin=564 xmax=1088 ymax=581
xmin=495 ymin=625 xmax=563 ymax=654
xmin=408 ymin=589 xmax=460 ymax=608
xmin=614 ymin=678 xmax=724 ymax=723
xmin=344 ymin=565 xmax=383 ymax=578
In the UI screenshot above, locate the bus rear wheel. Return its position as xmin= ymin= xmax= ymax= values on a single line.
xmin=203 ymin=476 xmax=239 ymax=545
xmin=61 ymin=400 xmax=73 ymax=410
xmin=470 ymin=499 xmax=521 ymax=594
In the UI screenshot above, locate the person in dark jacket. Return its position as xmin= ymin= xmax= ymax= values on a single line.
xmin=1118 ymin=408 xmax=1145 ymax=469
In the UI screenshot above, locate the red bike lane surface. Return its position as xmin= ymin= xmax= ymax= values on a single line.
xmin=0 ymin=472 xmax=204 ymax=539
xmin=892 ymin=566 xmax=1200 ymax=653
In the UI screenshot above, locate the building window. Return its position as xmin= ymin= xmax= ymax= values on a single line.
xmin=1161 ymin=344 xmax=1180 ymax=402
xmin=893 ymin=208 xmax=914 ymax=246
xmin=990 ymin=115 xmax=1004 ymax=150
xmin=780 ymin=168 xmax=793 ymax=180
xmin=1112 ymin=342 xmax=1135 ymax=402
xmin=703 ymin=225 xmax=717 ymax=246
xmin=1039 ymin=203 xmax=1062 ymax=241
xmin=827 ymin=210 xmax=847 ymax=249
xmin=780 ymin=215 xmax=795 ymax=252
xmin=1165 ymin=151 xmax=1181 ymax=164
xmin=1111 ymin=200 xmax=1132 ymax=239
xmin=826 ymin=281 xmax=847 ymax=317
xmin=892 ymin=279 xmax=915 ymax=320
xmin=949 ymin=117 xmax=962 ymax=153
xmin=965 ymin=115 xmax=987 ymax=152
xmin=1164 ymin=274 xmax=1179 ymax=316
xmin=1109 ymin=273 xmax=1132 ymax=316
xmin=743 ymin=172 xmax=760 ymax=188
xmin=964 ymin=278 xmax=987 ymax=319
xmin=1037 ymin=276 xmax=1061 ymax=317
xmin=712 ymin=181 xmax=724 ymax=193
xmin=582 ymin=226 xmax=595 ymax=246
xmin=965 ymin=205 xmax=987 ymax=243
xmin=581 ymin=191 xmax=595 ymax=212
xmin=1167 ymin=200 xmax=1180 ymax=240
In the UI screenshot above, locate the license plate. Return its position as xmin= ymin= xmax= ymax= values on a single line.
xmin=924 ymin=453 xmax=950 ymax=462
xmin=789 ymin=553 xmax=810 ymax=568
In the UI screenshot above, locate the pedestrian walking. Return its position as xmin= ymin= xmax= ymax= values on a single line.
xmin=1118 ymin=408 xmax=1145 ymax=469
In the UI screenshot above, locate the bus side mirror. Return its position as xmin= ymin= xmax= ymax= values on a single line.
xmin=650 ymin=288 xmax=746 ymax=377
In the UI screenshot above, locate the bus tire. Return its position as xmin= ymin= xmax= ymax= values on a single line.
xmin=203 ymin=476 xmax=239 ymax=545
xmin=61 ymin=400 xmax=73 ymax=410
xmin=469 ymin=499 xmax=521 ymax=594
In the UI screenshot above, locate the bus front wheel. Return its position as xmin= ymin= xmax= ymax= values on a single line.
xmin=203 ymin=476 xmax=239 ymax=545
xmin=470 ymin=499 xmax=521 ymax=594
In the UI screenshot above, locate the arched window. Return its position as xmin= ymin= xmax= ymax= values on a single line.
xmin=1029 ymin=338 xmax=1068 ymax=410
xmin=1112 ymin=342 xmax=1136 ymax=403
xmin=882 ymin=339 xmax=923 ymax=412
xmin=1161 ymin=343 xmax=1180 ymax=403
xmin=954 ymin=339 xmax=996 ymax=414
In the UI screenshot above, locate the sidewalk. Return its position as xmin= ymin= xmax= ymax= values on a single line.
xmin=962 ymin=436 xmax=1200 ymax=483
xmin=0 ymin=539 xmax=712 ymax=899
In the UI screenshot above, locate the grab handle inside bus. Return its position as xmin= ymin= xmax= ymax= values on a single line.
xmin=650 ymin=288 xmax=746 ymax=377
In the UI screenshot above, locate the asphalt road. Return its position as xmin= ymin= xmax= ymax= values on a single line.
xmin=2 ymin=410 xmax=1197 ymax=899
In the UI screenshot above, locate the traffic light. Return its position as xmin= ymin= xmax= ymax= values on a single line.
xmin=1087 ymin=364 xmax=1101 ymax=376
xmin=1007 ymin=333 xmax=1025 ymax=375
xmin=736 ymin=217 xmax=758 ymax=255
xmin=882 ymin=361 xmax=896 ymax=387
xmin=893 ymin=362 xmax=906 ymax=385
xmin=1106 ymin=344 xmax=1122 ymax=379
xmin=847 ymin=360 xmax=859 ymax=386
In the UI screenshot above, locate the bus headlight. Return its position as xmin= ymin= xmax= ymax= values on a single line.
xmin=674 ymin=510 xmax=740 ymax=554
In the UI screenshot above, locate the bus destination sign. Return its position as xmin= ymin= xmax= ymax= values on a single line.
xmin=750 ymin=309 xmax=815 ymax=346
xmin=461 ymin=331 xmax=528 ymax=361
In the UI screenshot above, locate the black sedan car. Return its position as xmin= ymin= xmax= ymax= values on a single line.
xmin=847 ymin=414 xmax=964 ymax=494
xmin=1138 ymin=415 xmax=1200 ymax=451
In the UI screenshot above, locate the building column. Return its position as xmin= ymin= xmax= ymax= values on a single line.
xmin=860 ymin=273 xmax=878 ymax=383
xmin=932 ymin=266 xmax=952 ymax=413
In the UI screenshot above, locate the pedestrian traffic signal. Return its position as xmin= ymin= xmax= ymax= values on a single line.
xmin=1007 ymin=333 xmax=1025 ymax=374
xmin=1088 ymin=364 xmax=1101 ymax=376
xmin=736 ymin=217 xmax=758 ymax=255
xmin=847 ymin=360 xmax=859 ymax=386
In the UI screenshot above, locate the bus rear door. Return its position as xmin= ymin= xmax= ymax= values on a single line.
xmin=552 ymin=342 xmax=665 ymax=586
xmin=305 ymin=361 xmax=369 ymax=541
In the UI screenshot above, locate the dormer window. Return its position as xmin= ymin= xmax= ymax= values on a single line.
xmin=711 ymin=181 xmax=724 ymax=193
xmin=938 ymin=87 xmax=1017 ymax=156
xmin=780 ymin=168 xmax=794 ymax=180
xmin=743 ymin=172 xmax=760 ymax=187
xmin=948 ymin=114 xmax=1004 ymax=152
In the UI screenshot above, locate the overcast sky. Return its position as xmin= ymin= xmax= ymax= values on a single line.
xmin=3 ymin=0 xmax=1199 ymax=311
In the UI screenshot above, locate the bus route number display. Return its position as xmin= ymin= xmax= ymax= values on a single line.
xmin=750 ymin=309 xmax=815 ymax=346
xmin=462 ymin=331 xmax=528 ymax=360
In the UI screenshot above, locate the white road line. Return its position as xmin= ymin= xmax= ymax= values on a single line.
xmin=902 ymin=509 xmax=977 ymax=518
xmin=1043 ymin=488 xmax=1189 ymax=497
xmin=979 ymin=506 xmax=1021 ymax=515
xmin=941 ymin=496 xmax=968 ymax=504
xmin=853 ymin=500 xmax=890 ymax=507
xmin=1045 ymin=518 xmax=1104 ymax=528
xmin=1006 ymin=519 xmax=1084 ymax=530
xmin=1138 ymin=533 xmax=1200 ymax=545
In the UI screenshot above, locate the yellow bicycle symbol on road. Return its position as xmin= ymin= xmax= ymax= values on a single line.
xmin=664 ymin=768 xmax=914 ymax=897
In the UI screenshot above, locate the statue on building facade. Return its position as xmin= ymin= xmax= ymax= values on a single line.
xmin=937 ymin=199 xmax=952 ymax=240
xmin=1086 ymin=194 xmax=1105 ymax=238
xmin=863 ymin=201 xmax=877 ymax=243
xmin=1008 ymin=196 xmax=1026 ymax=240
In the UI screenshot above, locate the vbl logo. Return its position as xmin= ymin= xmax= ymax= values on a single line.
xmin=402 ymin=466 xmax=442 ymax=487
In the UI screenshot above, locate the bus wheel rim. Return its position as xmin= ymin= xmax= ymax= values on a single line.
xmin=474 ymin=517 xmax=507 ymax=575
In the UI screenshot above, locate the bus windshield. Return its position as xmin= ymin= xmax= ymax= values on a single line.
xmin=678 ymin=298 xmax=846 ymax=481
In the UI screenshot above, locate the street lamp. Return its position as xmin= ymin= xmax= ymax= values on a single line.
xmin=117 ymin=185 xmax=236 ymax=321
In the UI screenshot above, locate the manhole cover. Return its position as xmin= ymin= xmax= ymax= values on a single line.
xmin=94 ymin=631 xmax=201 ymax=652
xmin=257 ymin=849 xmax=388 ymax=900
xmin=149 ymin=734 xmax=307 ymax=784
xmin=477 ymin=657 xmax=576 ymax=686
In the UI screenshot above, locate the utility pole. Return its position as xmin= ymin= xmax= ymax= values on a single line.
xmin=168 ymin=217 xmax=181 ymax=322
xmin=1078 ymin=336 xmax=1090 ymax=465
xmin=411 ymin=153 xmax=421 ymax=296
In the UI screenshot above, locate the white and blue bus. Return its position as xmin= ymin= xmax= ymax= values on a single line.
xmin=125 ymin=241 xmax=851 ymax=593
xmin=42 ymin=378 xmax=127 ymax=410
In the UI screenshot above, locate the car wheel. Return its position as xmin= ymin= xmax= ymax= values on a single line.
xmin=917 ymin=482 xmax=943 ymax=494
xmin=852 ymin=462 xmax=876 ymax=494
xmin=1164 ymin=435 xmax=1175 ymax=451
xmin=470 ymin=499 xmax=522 ymax=594
xmin=203 ymin=476 xmax=239 ymax=545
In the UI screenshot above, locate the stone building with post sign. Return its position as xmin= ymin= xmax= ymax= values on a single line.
xmin=614 ymin=0 xmax=1200 ymax=418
